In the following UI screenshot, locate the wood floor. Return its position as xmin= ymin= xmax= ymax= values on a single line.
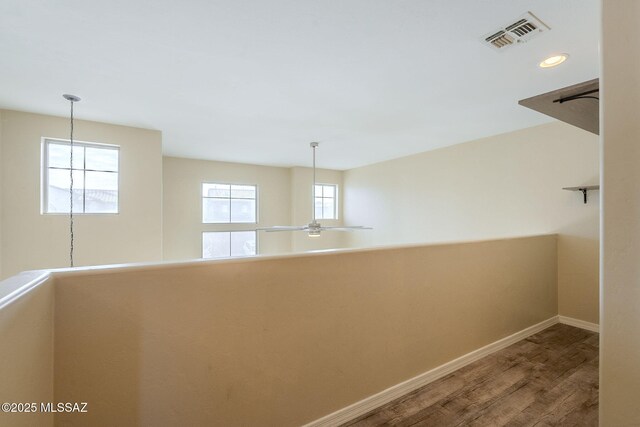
xmin=344 ymin=324 xmax=599 ymax=427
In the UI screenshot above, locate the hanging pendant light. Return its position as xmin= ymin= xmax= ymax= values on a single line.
xmin=63 ymin=94 xmax=81 ymax=267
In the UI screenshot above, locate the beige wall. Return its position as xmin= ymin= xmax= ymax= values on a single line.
xmin=0 ymin=111 xmax=3 ymax=279
xmin=0 ymin=274 xmax=54 ymax=427
xmin=163 ymin=156 xmax=292 ymax=260
xmin=344 ymin=122 xmax=599 ymax=324
xmin=290 ymin=166 xmax=346 ymax=252
xmin=0 ymin=110 xmax=348 ymax=277
xmin=162 ymin=157 xmax=346 ymax=261
xmin=600 ymin=0 xmax=640 ymax=424
xmin=0 ymin=110 xmax=163 ymax=279
xmin=53 ymin=235 xmax=557 ymax=426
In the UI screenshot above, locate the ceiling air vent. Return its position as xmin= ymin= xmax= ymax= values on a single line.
xmin=482 ymin=12 xmax=550 ymax=52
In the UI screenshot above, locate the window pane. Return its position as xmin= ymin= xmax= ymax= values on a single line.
xmin=203 ymin=183 xmax=230 ymax=198
xmin=44 ymin=140 xmax=120 ymax=214
xmin=48 ymin=143 xmax=84 ymax=169
xmin=323 ymin=185 xmax=335 ymax=197
xmin=315 ymin=198 xmax=323 ymax=219
xmin=85 ymin=171 xmax=118 ymax=213
xmin=47 ymin=169 xmax=84 ymax=213
xmin=203 ymin=198 xmax=230 ymax=223
xmin=230 ymin=199 xmax=256 ymax=223
xmin=315 ymin=185 xmax=323 ymax=198
xmin=202 ymin=232 xmax=230 ymax=258
xmin=230 ymin=231 xmax=256 ymax=257
xmin=323 ymin=199 xmax=335 ymax=219
xmin=86 ymin=146 xmax=118 ymax=171
xmin=230 ymin=185 xmax=255 ymax=199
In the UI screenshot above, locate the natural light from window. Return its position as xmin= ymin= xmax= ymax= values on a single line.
xmin=202 ymin=231 xmax=257 ymax=258
xmin=42 ymin=139 xmax=119 ymax=214
xmin=314 ymin=184 xmax=337 ymax=220
xmin=202 ymin=183 xmax=257 ymax=223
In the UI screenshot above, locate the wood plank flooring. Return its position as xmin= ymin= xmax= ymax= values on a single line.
xmin=343 ymin=324 xmax=599 ymax=427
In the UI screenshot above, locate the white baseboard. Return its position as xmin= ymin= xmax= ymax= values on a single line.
xmin=558 ymin=315 xmax=600 ymax=333
xmin=303 ymin=316 xmax=559 ymax=427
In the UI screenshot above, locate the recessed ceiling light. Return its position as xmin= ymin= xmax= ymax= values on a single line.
xmin=539 ymin=54 xmax=569 ymax=68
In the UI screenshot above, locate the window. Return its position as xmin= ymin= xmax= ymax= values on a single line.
xmin=201 ymin=182 xmax=258 ymax=259
xmin=202 ymin=183 xmax=257 ymax=223
xmin=314 ymin=184 xmax=337 ymax=220
xmin=43 ymin=138 xmax=119 ymax=214
xmin=202 ymin=231 xmax=257 ymax=258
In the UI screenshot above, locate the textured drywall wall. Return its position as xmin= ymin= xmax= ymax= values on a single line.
xmin=0 ymin=275 xmax=54 ymax=427
xmin=290 ymin=166 xmax=346 ymax=252
xmin=0 ymin=109 xmax=163 ymax=279
xmin=344 ymin=122 xmax=599 ymax=324
xmin=600 ymin=0 xmax=640 ymax=424
xmin=162 ymin=156 xmax=293 ymax=260
xmin=0 ymin=110 xmax=3 ymax=280
xmin=53 ymin=235 xmax=557 ymax=426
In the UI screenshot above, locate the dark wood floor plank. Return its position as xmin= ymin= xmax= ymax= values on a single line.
xmin=505 ymin=356 xmax=599 ymax=427
xmin=351 ymin=340 xmax=545 ymax=427
xmin=344 ymin=324 xmax=599 ymax=427
xmin=352 ymin=375 xmax=468 ymax=426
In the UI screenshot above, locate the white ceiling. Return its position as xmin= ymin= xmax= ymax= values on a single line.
xmin=0 ymin=0 xmax=599 ymax=170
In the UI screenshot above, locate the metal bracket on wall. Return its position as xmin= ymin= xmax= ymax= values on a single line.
xmin=518 ymin=79 xmax=600 ymax=135
xmin=553 ymin=89 xmax=600 ymax=104
xmin=562 ymin=185 xmax=600 ymax=204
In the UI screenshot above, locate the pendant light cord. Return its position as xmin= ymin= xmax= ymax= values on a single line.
xmin=62 ymin=93 xmax=81 ymax=268
xmin=69 ymin=100 xmax=75 ymax=267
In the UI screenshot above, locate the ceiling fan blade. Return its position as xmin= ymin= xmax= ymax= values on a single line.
xmin=254 ymin=144 xmax=372 ymax=235
xmin=257 ymin=226 xmax=308 ymax=232
xmin=319 ymin=226 xmax=373 ymax=232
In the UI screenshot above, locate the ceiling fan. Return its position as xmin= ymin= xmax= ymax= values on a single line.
xmin=258 ymin=142 xmax=372 ymax=237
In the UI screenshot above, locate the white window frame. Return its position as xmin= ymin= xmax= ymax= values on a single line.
xmin=314 ymin=183 xmax=338 ymax=220
xmin=201 ymin=182 xmax=259 ymax=224
xmin=202 ymin=230 xmax=259 ymax=258
xmin=41 ymin=137 xmax=120 ymax=215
